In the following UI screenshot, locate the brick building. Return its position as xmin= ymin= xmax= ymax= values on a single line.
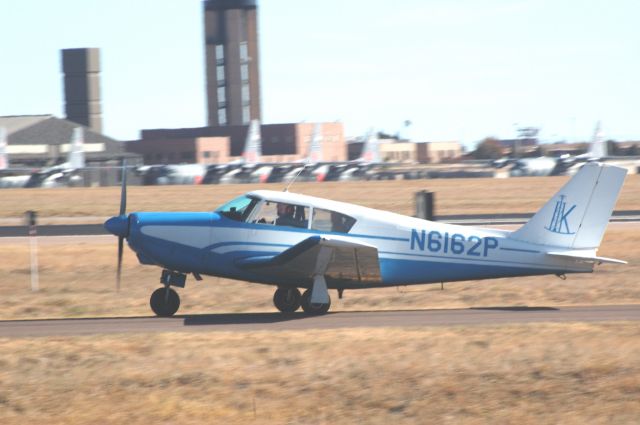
xmin=126 ymin=122 xmax=346 ymax=165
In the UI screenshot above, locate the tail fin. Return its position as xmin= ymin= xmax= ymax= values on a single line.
xmin=307 ymin=123 xmax=323 ymax=164
xmin=509 ymin=162 xmax=626 ymax=249
xmin=68 ymin=127 xmax=85 ymax=169
xmin=242 ymin=119 xmax=261 ymax=165
xmin=588 ymin=121 xmax=607 ymax=158
xmin=0 ymin=127 xmax=7 ymax=170
xmin=359 ymin=129 xmax=381 ymax=163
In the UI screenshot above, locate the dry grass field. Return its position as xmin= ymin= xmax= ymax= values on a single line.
xmin=0 ymin=174 xmax=638 ymax=221
xmin=1 ymin=324 xmax=639 ymax=424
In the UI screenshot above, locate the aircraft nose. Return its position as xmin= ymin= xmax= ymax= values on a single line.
xmin=104 ymin=215 xmax=129 ymax=238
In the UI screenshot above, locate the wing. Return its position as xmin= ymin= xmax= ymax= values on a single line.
xmin=236 ymin=235 xmax=381 ymax=285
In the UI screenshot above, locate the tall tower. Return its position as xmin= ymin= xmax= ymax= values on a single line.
xmin=204 ymin=0 xmax=261 ymax=127
xmin=61 ymin=48 xmax=102 ymax=133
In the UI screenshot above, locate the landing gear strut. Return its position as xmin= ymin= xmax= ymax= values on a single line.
xmin=273 ymin=287 xmax=301 ymax=313
xmin=150 ymin=287 xmax=180 ymax=317
xmin=150 ymin=270 xmax=185 ymax=317
xmin=301 ymin=288 xmax=331 ymax=315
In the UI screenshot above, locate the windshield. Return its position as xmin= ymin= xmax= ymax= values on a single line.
xmin=215 ymin=195 xmax=258 ymax=221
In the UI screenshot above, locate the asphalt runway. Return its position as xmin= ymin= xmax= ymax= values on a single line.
xmin=1 ymin=305 xmax=638 ymax=337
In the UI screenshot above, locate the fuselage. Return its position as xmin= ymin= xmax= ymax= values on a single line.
xmin=122 ymin=190 xmax=592 ymax=289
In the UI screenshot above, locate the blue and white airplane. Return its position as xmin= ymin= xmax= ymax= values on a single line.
xmin=105 ymin=162 xmax=627 ymax=316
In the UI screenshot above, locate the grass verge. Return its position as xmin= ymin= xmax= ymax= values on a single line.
xmin=1 ymin=323 xmax=639 ymax=424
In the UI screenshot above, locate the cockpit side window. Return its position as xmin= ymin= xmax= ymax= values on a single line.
xmin=215 ymin=195 xmax=258 ymax=222
xmin=251 ymin=200 xmax=309 ymax=229
xmin=311 ymin=208 xmax=356 ymax=233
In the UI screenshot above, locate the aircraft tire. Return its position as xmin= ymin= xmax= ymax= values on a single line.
xmin=273 ymin=287 xmax=301 ymax=313
xmin=150 ymin=287 xmax=180 ymax=317
xmin=300 ymin=289 xmax=331 ymax=315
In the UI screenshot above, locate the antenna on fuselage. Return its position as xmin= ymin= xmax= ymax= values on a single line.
xmin=283 ymin=122 xmax=321 ymax=192
xmin=283 ymin=163 xmax=309 ymax=192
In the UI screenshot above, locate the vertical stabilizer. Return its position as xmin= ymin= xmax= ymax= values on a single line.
xmin=68 ymin=127 xmax=85 ymax=169
xmin=242 ymin=119 xmax=261 ymax=164
xmin=0 ymin=127 xmax=7 ymax=170
xmin=307 ymin=123 xmax=323 ymax=163
xmin=359 ymin=130 xmax=381 ymax=163
xmin=589 ymin=121 xmax=607 ymax=158
xmin=509 ymin=162 xmax=626 ymax=249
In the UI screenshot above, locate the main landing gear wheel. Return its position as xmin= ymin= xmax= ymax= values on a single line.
xmin=301 ymin=288 xmax=331 ymax=315
xmin=273 ymin=287 xmax=301 ymax=313
xmin=150 ymin=287 xmax=180 ymax=317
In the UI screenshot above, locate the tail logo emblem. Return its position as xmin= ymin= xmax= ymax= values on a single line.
xmin=545 ymin=195 xmax=576 ymax=235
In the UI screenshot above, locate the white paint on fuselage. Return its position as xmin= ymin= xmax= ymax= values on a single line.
xmin=131 ymin=189 xmax=595 ymax=285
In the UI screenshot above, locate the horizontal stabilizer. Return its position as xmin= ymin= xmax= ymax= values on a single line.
xmin=547 ymin=250 xmax=627 ymax=265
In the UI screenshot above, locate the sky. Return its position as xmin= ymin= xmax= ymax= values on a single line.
xmin=1 ymin=0 xmax=639 ymax=148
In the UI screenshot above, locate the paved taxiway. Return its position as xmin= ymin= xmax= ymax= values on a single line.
xmin=1 ymin=305 xmax=638 ymax=337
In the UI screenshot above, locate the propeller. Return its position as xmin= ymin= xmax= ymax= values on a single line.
xmin=104 ymin=160 xmax=129 ymax=292
xmin=117 ymin=160 xmax=127 ymax=292
xmin=117 ymin=233 xmax=124 ymax=292
xmin=119 ymin=160 xmax=127 ymax=216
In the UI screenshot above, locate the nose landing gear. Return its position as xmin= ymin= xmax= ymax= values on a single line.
xmin=150 ymin=270 xmax=186 ymax=317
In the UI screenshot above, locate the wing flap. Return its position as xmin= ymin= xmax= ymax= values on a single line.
xmin=236 ymin=236 xmax=381 ymax=284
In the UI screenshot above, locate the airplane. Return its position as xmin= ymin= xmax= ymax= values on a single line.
xmin=0 ymin=127 xmax=7 ymax=170
xmin=573 ymin=121 xmax=608 ymax=161
xmin=134 ymin=118 xmax=263 ymax=186
xmin=560 ymin=121 xmax=616 ymax=175
xmin=280 ymin=128 xmax=384 ymax=183
xmin=217 ymin=121 xmax=328 ymax=184
xmin=505 ymin=122 xmax=610 ymax=177
xmin=0 ymin=126 xmax=86 ymax=188
xmin=0 ymin=127 xmax=33 ymax=188
xmin=335 ymin=129 xmax=385 ymax=181
xmin=507 ymin=155 xmax=566 ymax=177
xmin=137 ymin=163 xmax=207 ymax=185
xmin=206 ymin=119 xmax=269 ymax=184
xmin=205 ymin=122 xmax=383 ymax=185
xmin=104 ymin=161 xmax=627 ymax=317
xmin=278 ymin=123 xmax=330 ymax=183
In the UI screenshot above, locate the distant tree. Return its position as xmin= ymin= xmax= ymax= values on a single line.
xmin=472 ymin=137 xmax=504 ymax=159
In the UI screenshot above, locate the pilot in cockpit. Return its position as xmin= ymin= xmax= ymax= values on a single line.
xmin=275 ymin=203 xmax=299 ymax=227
